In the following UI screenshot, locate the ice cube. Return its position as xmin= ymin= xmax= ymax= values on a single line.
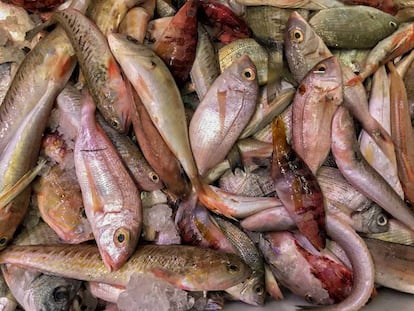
xmin=117 ymin=274 xmax=193 ymax=311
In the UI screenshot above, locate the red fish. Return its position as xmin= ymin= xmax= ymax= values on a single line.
xmin=271 ymin=117 xmax=326 ymax=250
xmin=199 ymin=0 xmax=251 ymax=44
xmin=153 ymin=0 xmax=199 ymax=86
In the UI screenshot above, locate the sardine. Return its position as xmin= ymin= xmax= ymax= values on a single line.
xmin=74 ymin=90 xmax=141 ymax=271
xmin=309 ymin=6 xmax=399 ymax=49
xmin=189 ymin=54 xmax=258 ymax=176
xmin=331 ymin=106 xmax=414 ymax=231
xmin=271 ymin=117 xmax=327 ymax=250
xmin=291 ymin=56 xmax=342 ymax=173
xmin=50 ymin=8 xmax=133 ymax=133
xmin=0 ymin=244 xmax=251 ymax=292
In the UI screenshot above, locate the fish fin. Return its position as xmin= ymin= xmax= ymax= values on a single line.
xmin=217 ymin=90 xmax=227 ymax=135
xmin=150 ymin=268 xmax=191 ymax=291
xmin=25 ymin=19 xmax=57 ymax=41
xmin=0 ymin=159 xmax=48 ymax=209
xmin=83 ymin=163 xmax=104 ymax=213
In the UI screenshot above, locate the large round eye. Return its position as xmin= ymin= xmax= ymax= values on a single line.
xmin=0 ymin=237 xmax=8 ymax=248
xmin=254 ymin=284 xmax=265 ymax=295
xmin=291 ymin=29 xmax=304 ymax=43
xmin=114 ymin=228 xmax=130 ymax=246
xmin=313 ymin=63 xmax=327 ymax=74
xmin=242 ymin=68 xmax=256 ymax=81
xmin=226 ymin=262 xmax=240 ymax=274
xmin=110 ymin=119 xmax=121 ymax=130
xmin=389 ymin=21 xmax=398 ymax=28
xmin=376 ymin=213 xmax=388 ymax=227
xmin=53 ymin=286 xmax=69 ymax=302
xmin=148 ymin=171 xmax=160 ymax=183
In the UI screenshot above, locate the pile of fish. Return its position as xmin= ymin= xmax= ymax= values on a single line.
xmin=1 ymin=0 xmax=414 ymax=310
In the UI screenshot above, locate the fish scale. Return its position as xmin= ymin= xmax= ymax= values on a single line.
xmin=0 ymin=244 xmax=251 ymax=292
xmin=52 ymin=8 xmax=133 ymax=133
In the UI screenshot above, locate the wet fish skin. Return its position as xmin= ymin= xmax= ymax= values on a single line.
xmin=52 ymin=8 xmax=133 ymax=133
xmin=292 ymin=56 xmax=342 ymax=173
xmin=284 ymin=11 xmax=332 ymax=83
xmin=153 ymin=0 xmax=199 ymax=86
xmin=309 ymin=6 xmax=399 ymax=49
xmin=338 ymin=0 xmax=397 ymax=14
xmin=214 ymin=216 xmax=265 ymax=306
xmin=271 ymin=117 xmax=327 ymax=250
xmin=234 ymin=0 xmax=345 ymax=10
xmin=331 ymin=105 xmax=414 ymax=231
xmin=189 ymin=54 xmax=258 ymax=176
xmin=74 ymin=90 xmax=141 ymax=271
xmin=388 ymin=61 xmax=414 ymax=204
xmin=0 ymin=244 xmax=252 ymax=292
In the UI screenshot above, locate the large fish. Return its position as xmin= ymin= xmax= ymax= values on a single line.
xmin=0 ymin=244 xmax=251 ymax=292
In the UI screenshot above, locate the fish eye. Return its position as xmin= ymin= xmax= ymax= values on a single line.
xmin=0 ymin=237 xmax=8 ymax=247
xmin=148 ymin=171 xmax=160 ymax=183
xmin=389 ymin=21 xmax=397 ymax=28
xmin=305 ymin=294 xmax=315 ymax=303
xmin=376 ymin=214 xmax=388 ymax=227
xmin=242 ymin=68 xmax=256 ymax=81
xmin=53 ymin=286 xmax=69 ymax=302
xmin=254 ymin=285 xmax=265 ymax=295
xmin=126 ymin=35 xmax=139 ymax=44
xmin=291 ymin=29 xmax=304 ymax=43
xmin=227 ymin=263 xmax=240 ymax=273
xmin=314 ymin=63 xmax=327 ymax=73
xmin=110 ymin=119 xmax=120 ymax=130
xmin=114 ymin=227 xmax=130 ymax=246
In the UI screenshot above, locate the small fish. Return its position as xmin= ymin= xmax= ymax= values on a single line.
xmin=199 ymin=0 xmax=252 ymax=44
xmin=291 ymin=56 xmax=343 ymax=173
xmin=214 ymin=217 xmax=265 ymax=306
xmin=152 ymin=0 xmax=199 ymax=86
xmin=189 ymin=54 xmax=258 ymax=176
xmin=284 ymin=10 xmax=332 ymax=83
xmin=51 ymin=8 xmax=134 ymax=133
xmin=74 ymin=90 xmax=141 ymax=271
xmin=271 ymin=117 xmax=327 ymax=250
xmin=388 ymin=61 xmax=414 ymax=204
xmin=0 ymin=244 xmax=252 ymax=292
xmin=233 ymin=0 xmax=345 ymax=10
xmin=331 ymin=106 xmax=414 ymax=231
xmin=364 ymin=218 xmax=414 ymax=246
xmin=309 ymin=6 xmax=399 ymax=49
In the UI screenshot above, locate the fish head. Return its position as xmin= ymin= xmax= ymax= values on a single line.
xmin=229 ymin=55 xmax=258 ymax=90
xmin=96 ymin=211 xmax=141 ymax=271
xmin=28 ymin=274 xmax=81 ymax=311
xmin=0 ymin=203 xmax=24 ymax=250
xmin=284 ymin=11 xmax=331 ymax=83
xmin=226 ymin=274 xmax=266 ymax=306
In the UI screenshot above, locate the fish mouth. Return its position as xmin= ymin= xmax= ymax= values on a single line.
xmin=100 ymin=249 xmax=118 ymax=272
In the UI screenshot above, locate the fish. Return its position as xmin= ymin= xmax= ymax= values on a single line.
xmin=74 ymin=90 xmax=141 ymax=271
xmin=284 ymin=11 xmax=332 ymax=83
xmin=331 ymin=105 xmax=414 ymax=231
xmin=189 ymin=54 xmax=258 ymax=176
xmin=50 ymin=8 xmax=134 ymax=133
xmin=152 ymin=0 xmax=199 ymax=86
xmin=1 ymin=265 xmax=82 ymax=311
xmin=86 ymin=0 xmax=144 ymax=35
xmin=0 ymin=244 xmax=252 ymax=292
xmin=347 ymin=22 xmax=414 ymax=85
xmin=240 ymin=206 xmax=295 ymax=232
xmin=118 ymin=6 xmax=151 ymax=43
xmin=291 ymin=56 xmax=343 ymax=173
xmin=309 ymin=6 xmax=399 ymax=49
xmin=199 ymin=0 xmax=251 ymax=44
xmin=34 ymin=163 xmax=94 ymax=244
xmin=2 ymin=0 xmax=67 ymax=11
xmin=388 ymin=61 xmax=414 ymax=204
xmin=214 ymin=216 xmax=265 ymax=306
xmin=338 ymin=0 xmax=397 ymax=14
xmin=364 ymin=238 xmax=414 ymax=294
xmin=364 ymin=218 xmax=414 ymax=246
xmin=0 ymin=271 xmax=17 ymax=311
xmin=271 ymin=117 xmax=327 ymax=250
xmin=233 ymin=0 xmax=345 ymax=10
xmin=358 ymin=65 xmax=404 ymax=198
xmin=332 ymin=48 xmax=369 ymax=75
